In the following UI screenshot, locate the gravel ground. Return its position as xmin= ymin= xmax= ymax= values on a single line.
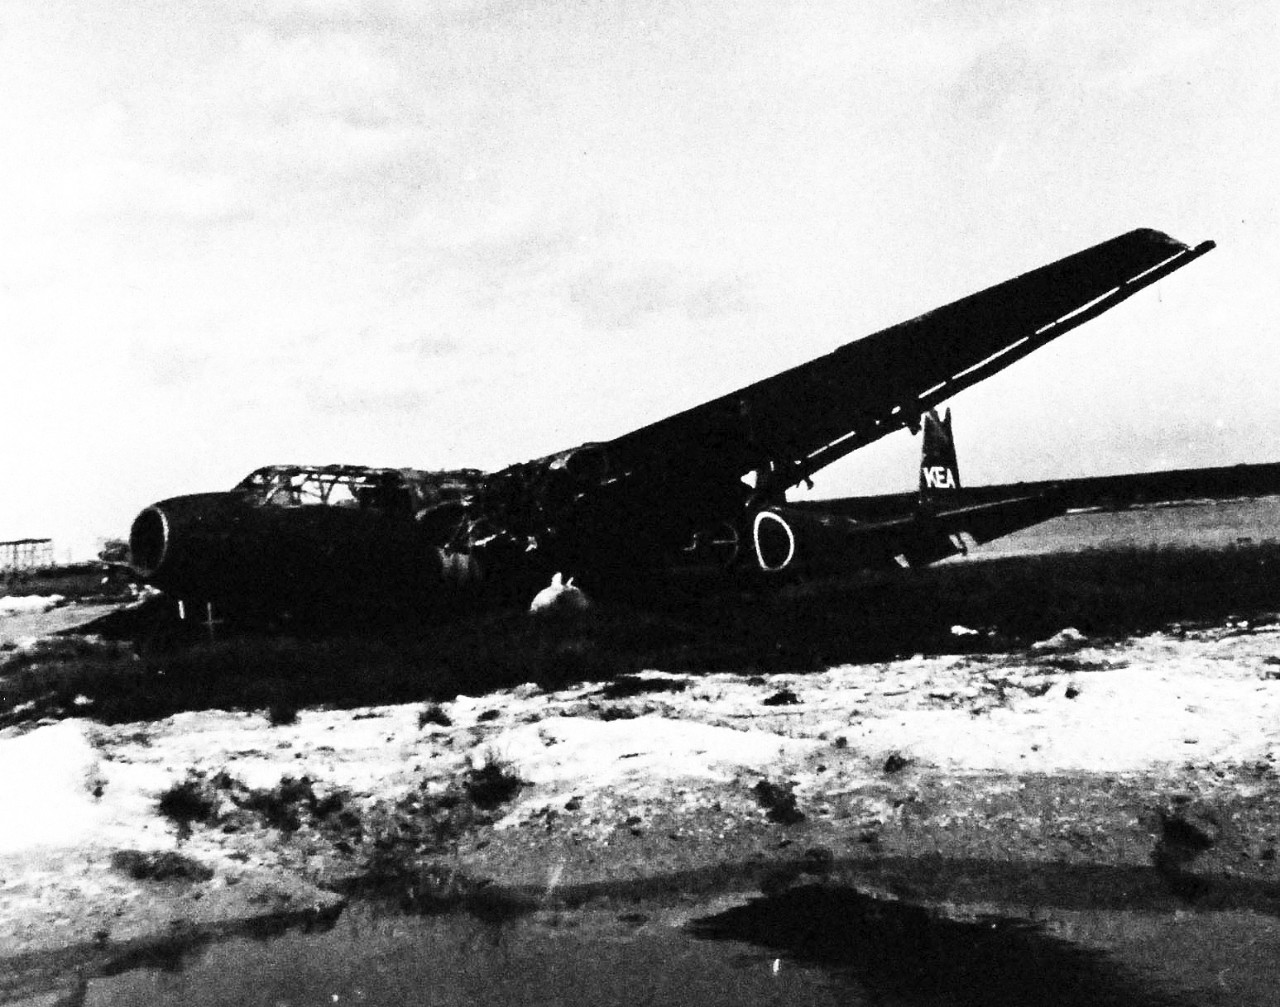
xmin=3 ymin=608 xmax=1278 ymax=1002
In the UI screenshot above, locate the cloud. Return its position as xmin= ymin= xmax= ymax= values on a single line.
xmin=68 ymin=163 xmax=257 ymax=226
xmin=435 ymin=220 xmax=587 ymax=294
xmin=391 ymin=336 xmax=460 ymax=359
xmin=304 ymin=384 xmax=439 ymax=416
xmin=230 ymin=0 xmax=528 ymax=34
xmin=130 ymin=344 xmax=213 ymax=388
xmin=685 ymin=275 xmax=750 ymax=322
xmin=223 ymin=27 xmax=404 ymax=117
xmin=940 ymin=2 xmax=1236 ymax=125
xmin=950 ymin=43 xmax=1051 ymax=121
xmin=567 ymin=265 xmax=748 ymax=330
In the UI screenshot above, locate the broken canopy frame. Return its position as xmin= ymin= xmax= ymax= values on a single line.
xmin=232 ymin=464 xmax=487 ymax=513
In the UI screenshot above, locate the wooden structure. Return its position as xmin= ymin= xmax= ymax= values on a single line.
xmin=1 ymin=538 xmax=53 ymax=571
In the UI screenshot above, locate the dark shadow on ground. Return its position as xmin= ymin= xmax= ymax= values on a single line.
xmin=0 ymin=902 xmax=343 ymax=1006
xmin=556 ymin=854 xmax=1280 ymax=923
xmin=345 ymin=849 xmax=1280 ymax=928
xmin=13 ymin=851 xmax=1275 ymax=1007
xmin=689 ymin=883 xmax=1197 ymax=1007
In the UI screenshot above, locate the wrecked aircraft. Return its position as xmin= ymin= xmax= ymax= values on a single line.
xmin=128 ymin=228 xmax=1213 ymax=619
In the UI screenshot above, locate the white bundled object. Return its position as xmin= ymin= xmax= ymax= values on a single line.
xmin=529 ymin=572 xmax=590 ymax=616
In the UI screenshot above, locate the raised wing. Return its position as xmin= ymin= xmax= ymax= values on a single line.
xmin=604 ymin=228 xmax=1214 ymax=500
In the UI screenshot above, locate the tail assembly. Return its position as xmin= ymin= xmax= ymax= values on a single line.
xmin=759 ymin=405 xmax=1065 ymax=574
xmin=918 ymin=408 xmax=960 ymax=508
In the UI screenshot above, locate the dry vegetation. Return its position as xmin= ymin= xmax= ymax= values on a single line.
xmin=1 ymin=563 xmax=131 ymax=601
xmin=2 ymin=542 xmax=1278 ymax=729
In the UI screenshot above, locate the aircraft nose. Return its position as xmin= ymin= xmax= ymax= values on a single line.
xmin=127 ymin=492 xmax=242 ymax=591
xmin=126 ymin=490 xmax=455 ymax=614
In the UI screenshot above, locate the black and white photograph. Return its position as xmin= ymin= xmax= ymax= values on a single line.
xmin=1 ymin=1 xmax=1276 ymax=1003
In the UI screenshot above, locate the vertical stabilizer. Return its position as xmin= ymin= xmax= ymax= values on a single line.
xmin=919 ymin=408 xmax=961 ymax=507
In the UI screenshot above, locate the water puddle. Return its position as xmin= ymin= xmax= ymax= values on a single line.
xmin=10 ymin=880 xmax=1278 ymax=1007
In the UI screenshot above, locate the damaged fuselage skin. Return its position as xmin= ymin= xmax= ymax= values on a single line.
xmin=129 ymin=228 xmax=1215 ymax=619
xmin=129 ymin=443 xmax=742 ymax=617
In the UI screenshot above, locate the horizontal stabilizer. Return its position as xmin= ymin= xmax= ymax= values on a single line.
xmin=937 ymin=492 xmax=1066 ymax=547
xmin=900 ymin=492 xmax=1067 ymax=567
xmin=751 ymin=489 xmax=1065 ymax=573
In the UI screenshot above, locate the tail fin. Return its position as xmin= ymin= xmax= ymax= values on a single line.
xmin=918 ymin=408 xmax=961 ymax=507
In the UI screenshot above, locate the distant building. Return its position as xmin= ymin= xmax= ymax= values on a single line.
xmin=1 ymin=538 xmax=54 ymax=572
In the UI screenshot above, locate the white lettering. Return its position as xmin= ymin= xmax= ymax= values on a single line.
xmin=923 ymin=466 xmax=955 ymax=490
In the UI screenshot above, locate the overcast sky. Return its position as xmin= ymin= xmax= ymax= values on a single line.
xmin=2 ymin=0 xmax=1275 ymax=559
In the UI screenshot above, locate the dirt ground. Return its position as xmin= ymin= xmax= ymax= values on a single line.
xmin=2 ymin=597 xmax=1279 ymax=1001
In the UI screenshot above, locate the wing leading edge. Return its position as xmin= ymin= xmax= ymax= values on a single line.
xmin=604 ymin=229 xmax=1214 ymax=499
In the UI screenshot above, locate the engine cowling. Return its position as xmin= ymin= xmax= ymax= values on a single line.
xmin=749 ymin=506 xmax=902 ymax=574
xmin=129 ymin=491 xmax=446 ymax=612
xmin=751 ymin=509 xmax=800 ymax=573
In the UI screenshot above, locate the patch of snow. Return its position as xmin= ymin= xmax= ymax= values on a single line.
xmin=133 ymin=706 xmax=453 ymax=795
xmin=4 ymin=616 xmax=1280 ymax=869
xmin=1031 ymin=627 xmax=1087 ymax=650
xmin=839 ymin=646 xmax=1280 ymax=774
xmin=0 ymin=720 xmax=114 ymax=854
xmin=0 ymin=594 xmax=64 ymax=615
xmin=488 ymin=715 xmax=819 ymax=792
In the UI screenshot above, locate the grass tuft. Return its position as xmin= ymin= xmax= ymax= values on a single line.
xmin=418 ymin=702 xmax=452 ymax=728
xmin=267 ymin=700 xmax=299 ymax=727
xmin=752 ymin=779 xmax=805 ymax=825
xmin=4 ymin=542 xmax=1280 ymax=728
xmin=157 ymin=774 xmax=219 ymax=839
xmin=600 ymin=674 xmax=690 ymax=699
xmin=110 ymin=849 xmax=213 ymax=883
xmin=464 ymin=755 xmax=524 ymax=811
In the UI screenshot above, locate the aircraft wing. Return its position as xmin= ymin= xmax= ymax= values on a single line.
xmin=603 ymin=228 xmax=1214 ymax=497
xmin=755 ymin=490 xmax=1065 ymax=573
